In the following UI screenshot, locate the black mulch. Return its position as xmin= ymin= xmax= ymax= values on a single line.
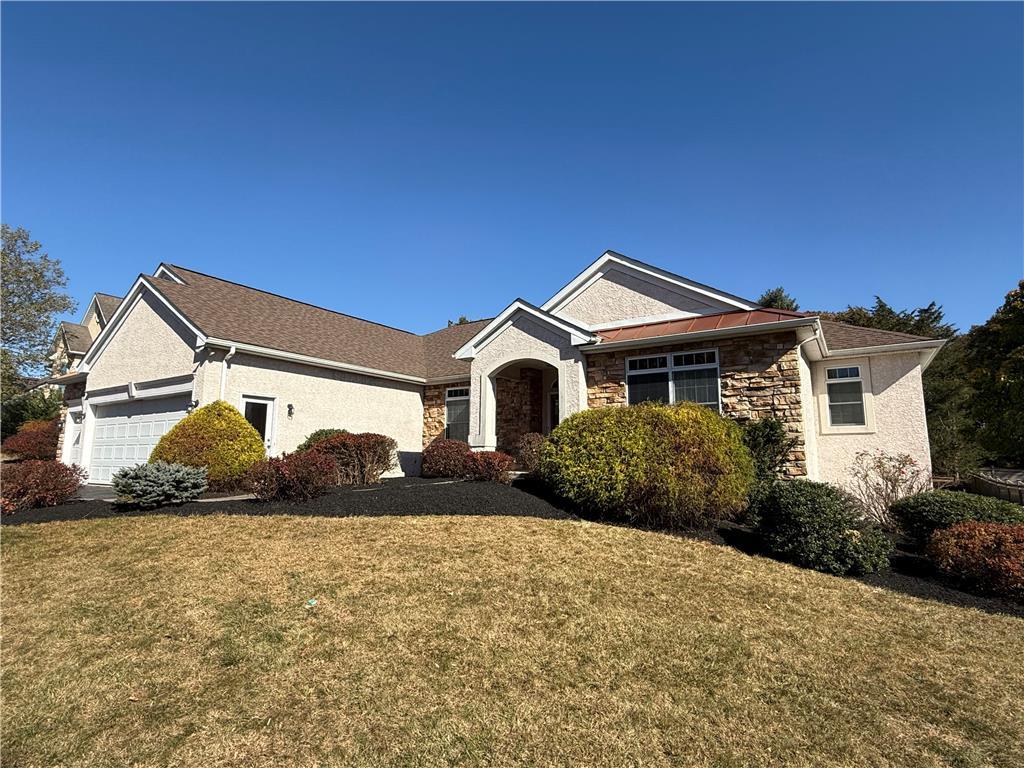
xmin=1 ymin=477 xmax=574 ymax=527
xmin=4 ymin=477 xmax=1020 ymax=618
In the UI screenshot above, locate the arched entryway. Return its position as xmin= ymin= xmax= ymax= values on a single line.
xmin=490 ymin=358 xmax=559 ymax=453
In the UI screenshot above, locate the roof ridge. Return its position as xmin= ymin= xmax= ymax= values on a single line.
xmin=166 ymin=264 xmax=422 ymax=338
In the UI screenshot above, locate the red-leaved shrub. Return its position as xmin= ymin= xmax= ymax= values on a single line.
xmin=516 ymin=432 xmax=545 ymax=474
xmin=422 ymin=439 xmax=470 ymax=478
xmin=1 ymin=460 xmax=86 ymax=514
xmin=927 ymin=522 xmax=1024 ymax=600
xmin=1 ymin=418 xmax=60 ymax=460
xmin=466 ymin=451 xmax=515 ymax=484
xmin=310 ymin=432 xmax=397 ymax=485
xmin=246 ymin=451 xmax=337 ymax=502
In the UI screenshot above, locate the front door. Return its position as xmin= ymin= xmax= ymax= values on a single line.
xmin=242 ymin=396 xmax=275 ymax=453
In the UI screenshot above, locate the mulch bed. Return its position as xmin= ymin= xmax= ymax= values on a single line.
xmin=4 ymin=476 xmax=1019 ymax=617
xmin=1 ymin=477 xmax=574 ymax=527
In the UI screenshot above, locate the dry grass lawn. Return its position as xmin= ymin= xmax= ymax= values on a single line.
xmin=2 ymin=514 xmax=1023 ymax=767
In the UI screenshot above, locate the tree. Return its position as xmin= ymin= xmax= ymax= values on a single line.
xmin=447 ymin=315 xmax=471 ymax=327
xmin=1 ymin=225 xmax=76 ymax=386
xmin=0 ymin=387 xmax=64 ymax=440
xmin=757 ymin=287 xmax=800 ymax=311
xmin=965 ymin=281 xmax=1024 ymax=467
xmin=823 ymin=297 xmax=957 ymax=339
xmin=923 ymin=335 xmax=988 ymax=479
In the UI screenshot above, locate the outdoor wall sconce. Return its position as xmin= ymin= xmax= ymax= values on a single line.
xmin=287 ymin=404 xmax=294 ymax=418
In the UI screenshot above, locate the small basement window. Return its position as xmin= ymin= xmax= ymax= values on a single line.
xmin=826 ymin=366 xmax=866 ymax=426
xmin=445 ymin=387 xmax=470 ymax=442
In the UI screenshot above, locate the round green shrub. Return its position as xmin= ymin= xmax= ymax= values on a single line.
xmin=297 ymin=428 xmax=348 ymax=452
xmin=891 ymin=490 xmax=1024 ymax=548
xmin=755 ymin=480 xmax=894 ymax=576
xmin=538 ymin=402 xmax=754 ymax=527
xmin=149 ymin=401 xmax=265 ymax=490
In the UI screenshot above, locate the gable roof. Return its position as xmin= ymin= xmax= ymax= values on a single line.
xmin=453 ymin=299 xmax=599 ymax=360
xmin=94 ymin=294 xmax=123 ymax=325
xmin=142 ymin=265 xmax=483 ymax=382
xmin=542 ymin=250 xmax=758 ymax=316
xmin=59 ymin=322 xmax=93 ymax=355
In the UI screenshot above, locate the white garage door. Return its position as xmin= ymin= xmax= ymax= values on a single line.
xmin=89 ymin=396 xmax=190 ymax=484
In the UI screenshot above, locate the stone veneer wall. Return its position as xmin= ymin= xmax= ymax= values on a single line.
xmin=495 ymin=368 xmax=543 ymax=453
xmin=422 ymin=381 xmax=470 ymax=449
xmin=586 ymin=331 xmax=807 ymax=476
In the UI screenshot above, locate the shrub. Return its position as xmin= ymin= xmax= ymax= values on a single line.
xmin=246 ymin=451 xmax=337 ymax=502
xmin=516 ymin=432 xmax=545 ymax=474
xmin=466 ymin=451 xmax=515 ymax=484
xmin=741 ymin=417 xmax=797 ymax=524
xmin=928 ymin=522 xmax=1024 ymax=600
xmin=311 ymin=432 xmax=397 ymax=485
xmin=890 ymin=490 xmax=1024 ymax=548
xmin=538 ymin=402 xmax=754 ymax=528
xmin=422 ymin=438 xmax=471 ymax=478
xmin=149 ymin=401 xmax=265 ymax=490
xmin=755 ymin=480 xmax=894 ymax=575
xmin=1 ymin=460 xmax=86 ymax=514
xmin=297 ymin=428 xmax=348 ymax=452
xmin=1 ymin=387 xmax=62 ymax=441
xmin=848 ymin=450 xmax=931 ymax=529
xmin=1 ymin=418 xmax=59 ymax=460
xmin=111 ymin=462 xmax=208 ymax=509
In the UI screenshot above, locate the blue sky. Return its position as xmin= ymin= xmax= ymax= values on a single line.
xmin=3 ymin=2 xmax=1021 ymax=334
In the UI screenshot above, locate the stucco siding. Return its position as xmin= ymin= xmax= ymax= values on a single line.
xmin=212 ymin=353 xmax=425 ymax=475
xmin=86 ymin=291 xmax=200 ymax=392
xmin=555 ymin=266 xmax=727 ymax=327
xmin=816 ymin=352 xmax=931 ymax=489
xmin=468 ymin=313 xmax=587 ymax=449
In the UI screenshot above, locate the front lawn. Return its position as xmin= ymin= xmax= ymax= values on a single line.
xmin=3 ymin=512 xmax=1023 ymax=767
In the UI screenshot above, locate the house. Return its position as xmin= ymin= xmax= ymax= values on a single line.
xmin=59 ymin=252 xmax=944 ymax=488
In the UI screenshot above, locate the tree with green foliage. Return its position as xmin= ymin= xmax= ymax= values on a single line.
xmin=757 ymin=287 xmax=800 ymax=311
xmin=447 ymin=315 xmax=471 ymax=327
xmin=823 ymin=297 xmax=957 ymax=339
xmin=0 ymin=388 xmax=63 ymax=441
xmin=1 ymin=225 xmax=76 ymax=392
xmin=965 ymin=281 xmax=1024 ymax=467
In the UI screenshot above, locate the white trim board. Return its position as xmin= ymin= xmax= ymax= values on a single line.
xmin=541 ymin=251 xmax=758 ymax=316
xmin=453 ymin=300 xmax=597 ymax=360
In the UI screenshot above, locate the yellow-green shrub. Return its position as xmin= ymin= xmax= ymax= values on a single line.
xmin=538 ymin=402 xmax=754 ymax=527
xmin=149 ymin=401 xmax=265 ymax=490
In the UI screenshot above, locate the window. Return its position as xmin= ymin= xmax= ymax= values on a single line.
xmin=445 ymin=387 xmax=470 ymax=442
xmin=626 ymin=350 xmax=720 ymax=410
xmin=825 ymin=366 xmax=865 ymax=426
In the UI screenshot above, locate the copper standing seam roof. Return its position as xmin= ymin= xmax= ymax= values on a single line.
xmin=598 ymin=309 xmax=937 ymax=350
xmin=146 ymin=266 xmax=491 ymax=381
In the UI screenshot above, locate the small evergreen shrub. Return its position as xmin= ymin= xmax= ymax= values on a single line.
xmin=1 ymin=418 xmax=59 ymax=460
xmin=741 ymin=417 xmax=797 ymax=525
xmin=149 ymin=401 xmax=265 ymax=490
xmin=297 ymin=428 xmax=348 ymax=452
xmin=755 ymin=480 xmax=894 ymax=575
xmin=311 ymin=432 xmax=397 ymax=485
xmin=422 ymin=439 xmax=471 ymax=478
xmin=247 ymin=451 xmax=337 ymax=502
xmin=466 ymin=451 xmax=515 ymax=484
xmin=516 ymin=432 xmax=545 ymax=474
xmin=1 ymin=460 xmax=86 ymax=514
xmin=928 ymin=522 xmax=1024 ymax=600
xmin=111 ymin=462 xmax=208 ymax=509
xmin=891 ymin=490 xmax=1024 ymax=548
xmin=538 ymin=402 xmax=754 ymax=528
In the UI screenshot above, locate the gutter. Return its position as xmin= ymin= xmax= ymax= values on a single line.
xmin=584 ymin=317 xmax=821 ymax=353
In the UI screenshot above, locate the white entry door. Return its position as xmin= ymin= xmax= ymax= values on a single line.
xmin=89 ymin=396 xmax=191 ymax=483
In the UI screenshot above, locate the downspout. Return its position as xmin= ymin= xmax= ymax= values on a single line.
xmin=219 ymin=345 xmax=236 ymax=401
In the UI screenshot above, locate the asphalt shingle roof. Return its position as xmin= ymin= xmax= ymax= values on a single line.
xmin=60 ymin=322 xmax=93 ymax=355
